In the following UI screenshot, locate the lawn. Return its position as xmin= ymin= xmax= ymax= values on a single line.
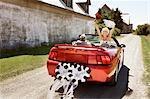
xmin=0 ymin=42 xmax=71 ymax=81
xmin=0 ymin=55 xmax=47 ymax=81
xmin=0 ymin=45 xmax=51 ymax=81
xmin=141 ymin=36 xmax=150 ymax=96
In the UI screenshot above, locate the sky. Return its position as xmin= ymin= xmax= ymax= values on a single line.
xmin=89 ymin=0 xmax=150 ymax=29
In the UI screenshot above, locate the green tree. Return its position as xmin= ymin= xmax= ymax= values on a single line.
xmin=95 ymin=7 xmax=123 ymax=35
xmin=96 ymin=8 xmax=124 ymax=30
xmin=111 ymin=8 xmax=124 ymax=30
xmin=112 ymin=28 xmax=121 ymax=37
xmin=135 ymin=24 xmax=150 ymax=35
xmin=101 ymin=9 xmax=111 ymax=20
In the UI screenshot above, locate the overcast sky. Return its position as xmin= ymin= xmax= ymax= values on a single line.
xmin=89 ymin=0 xmax=150 ymax=29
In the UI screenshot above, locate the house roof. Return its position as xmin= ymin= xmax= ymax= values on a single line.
xmin=38 ymin=0 xmax=93 ymax=17
xmin=101 ymin=4 xmax=111 ymax=12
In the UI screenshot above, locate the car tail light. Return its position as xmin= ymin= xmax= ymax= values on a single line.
xmin=49 ymin=51 xmax=58 ymax=60
xmin=96 ymin=56 xmax=102 ymax=64
xmin=100 ymin=56 xmax=111 ymax=64
xmin=88 ymin=56 xmax=97 ymax=64
xmin=88 ymin=55 xmax=111 ymax=65
xmin=96 ymin=55 xmax=111 ymax=65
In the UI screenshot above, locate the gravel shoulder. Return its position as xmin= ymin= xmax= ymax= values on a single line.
xmin=0 ymin=66 xmax=53 ymax=99
xmin=121 ymin=34 xmax=148 ymax=99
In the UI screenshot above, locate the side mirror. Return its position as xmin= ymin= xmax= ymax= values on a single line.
xmin=120 ymin=44 xmax=126 ymax=48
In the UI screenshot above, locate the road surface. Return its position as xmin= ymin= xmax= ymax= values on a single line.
xmin=0 ymin=34 xmax=148 ymax=99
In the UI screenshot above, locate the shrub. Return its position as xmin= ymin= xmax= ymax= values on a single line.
xmin=112 ymin=28 xmax=121 ymax=37
xmin=135 ymin=24 xmax=150 ymax=36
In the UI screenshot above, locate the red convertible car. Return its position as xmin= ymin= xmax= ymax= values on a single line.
xmin=47 ymin=34 xmax=125 ymax=85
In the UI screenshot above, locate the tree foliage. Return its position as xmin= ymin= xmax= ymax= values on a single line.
xmin=112 ymin=28 xmax=121 ymax=37
xmin=111 ymin=8 xmax=124 ymax=30
xmin=96 ymin=7 xmax=124 ymax=32
xmin=100 ymin=9 xmax=111 ymax=20
xmin=135 ymin=24 xmax=150 ymax=36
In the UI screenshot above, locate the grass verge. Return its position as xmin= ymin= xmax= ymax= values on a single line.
xmin=0 ymin=55 xmax=48 ymax=81
xmin=0 ymin=45 xmax=50 ymax=81
xmin=116 ymin=35 xmax=124 ymax=39
xmin=0 ymin=42 xmax=71 ymax=81
xmin=141 ymin=36 xmax=150 ymax=96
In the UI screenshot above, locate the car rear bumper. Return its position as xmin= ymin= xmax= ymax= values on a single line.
xmin=47 ymin=59 xmax=115 ymax=82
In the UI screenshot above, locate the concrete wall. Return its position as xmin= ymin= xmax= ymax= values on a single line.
xmin=0 ymin=1 xmax=94 ymax=49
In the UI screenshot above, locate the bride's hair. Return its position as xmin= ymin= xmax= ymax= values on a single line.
xmin=101 ymin=27 xmax=110 ymax=34
xmin=101 ymin=27 xmax=111 ymax=41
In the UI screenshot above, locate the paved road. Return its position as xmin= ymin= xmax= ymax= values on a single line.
xmin=0 ymin=34 xmax=148 ymax=99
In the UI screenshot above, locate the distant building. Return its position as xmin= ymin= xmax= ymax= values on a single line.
xmin=122 ymin=22 xmax=133 ymax=34
xmin=0 ymin=0 xmax=95 ymax=49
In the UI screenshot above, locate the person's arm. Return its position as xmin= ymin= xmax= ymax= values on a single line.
xmin=94 ymin=20 xmax=101 ymax=40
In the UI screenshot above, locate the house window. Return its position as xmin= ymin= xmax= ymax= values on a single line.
xmin=62 ymin=0 xmax=73 ymax=8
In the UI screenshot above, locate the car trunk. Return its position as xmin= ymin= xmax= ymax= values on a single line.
xmin=49 ymin=44 xmax=111 ymax=65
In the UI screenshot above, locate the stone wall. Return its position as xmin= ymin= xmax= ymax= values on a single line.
xmin=0 ymin=1 xmax=94 ymax=49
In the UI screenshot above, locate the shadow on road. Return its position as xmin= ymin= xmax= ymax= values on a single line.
xmin=74 ymin=65 xmax=130 ymax=99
